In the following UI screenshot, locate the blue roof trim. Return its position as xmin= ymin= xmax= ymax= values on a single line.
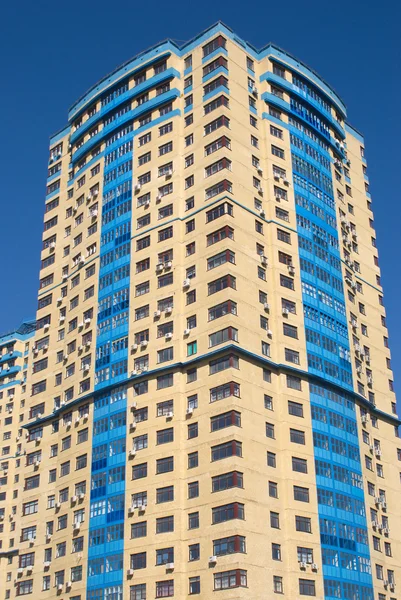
xmin=49 ymin=125 xmax=71 ymax=146
xmin=23 ymin=343 xmax=400 ymax=429
xmin=0 ymin=320 xmax=36 ymax=343
xmin=61 ymin=21 xmax=346 ymax=134
xmin=345 ymin=122 xmax=365 ymax=143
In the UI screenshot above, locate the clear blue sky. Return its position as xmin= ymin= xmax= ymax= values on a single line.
xmin=1 ymin=0 xmax=400 ymax=400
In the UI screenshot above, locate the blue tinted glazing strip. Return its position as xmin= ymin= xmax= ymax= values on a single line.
xmin=86 ymin=127 xmax=134 ymax=600
xmin=290 ymin=99 xmax=374 ymax=598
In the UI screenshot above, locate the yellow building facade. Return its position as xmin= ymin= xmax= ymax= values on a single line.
xmin=1 ymin=21 xmax=399 ymax=600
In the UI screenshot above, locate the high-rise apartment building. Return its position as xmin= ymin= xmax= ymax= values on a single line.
xmin=1 ymin=21 xmax=399 ymax=600
xmin=0 ymin=320 xmax=36 ymax=575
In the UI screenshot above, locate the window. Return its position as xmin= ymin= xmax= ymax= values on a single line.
xmin=267 ymin=452 xmax=276 ymax=467
xmin=214 ymin=569 xmax=247 ymax=590
xmin=156 ymin=516 xmax=174 ymax=534
xmin=299 ymin=580 xmax=316 ymax=596
xmin=188 ymin=512 xmax=199 ymax=529
xmin=269 ymin=481 xmax=278 ymax=498
xmin=212 ymin=503 xmax=244 ymax=524
xmin=294 ymin=486 xmax=310 ymax=502
xmin=290 ymin=429 xmax=305 ymax=444
xmin=288 ymin=401 xmax=303 ymax=417
xmin=295 ymin=516 xmax=312 ymax=533
xmin=155 ymin=580 xmax=174 ymax=598
xmin=212 ymin=471 xmax=244 ymax=492
xmin=292 ymin=457 xmax=308 ymax=473
xmin=156 ymin=457 xmax=174 ymax=474
xmin=188 ymin=452 xmax=198 ymax=469
xmin=266 ymin=422 xmax=275 ymax=439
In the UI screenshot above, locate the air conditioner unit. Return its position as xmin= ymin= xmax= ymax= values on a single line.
xmin=84 ymin=318 xmax=91 ymax=324
xmin=166 ymin=562 xmax=174 ymax=570
xmin=261 ymin=255 xmax=268 ymax=266
xmin=93 ymin=189 xmax=99 ymax=197
xmin=145 ymin=199 xmax=150 ymax=208
xmin=183 ymin=279 xmax=190 ymax=288
xmin=138 ymin=504 xmax=146 ymax=512
xmin=71 ymin=495 xmax=77 ymax=504
xmin=381 ymin=501 xmax=387 ymax=510
xmin=129 ymin=450 xmax=136 ymax=459
xmin=131 ymin=343 xmax=138 ymax=351
xmin=258 ymin=187 xmax=264 ymax=195
xmin=131 ymin=369 xmax=138 ymax=377
xmin=165 ymin=261 xmax=172 ymax=269
xmin=361 ymin=415 xmax=369 ymax=425
xmin=356 ymin=366 xmax=362 ymax=375
xmin=383 ymin=580 xmax=389 ymax=587
xmin=78 ymin=493 xmax=85 ymax=500
xmin=55 ymin=502 xmax=61 ymax=509
xmin=311 ymin=563 xmax=318 ymax=571
xmin=45 ymin=534 xmax=52 ymax=542
xmin=264 ymin=302 xmax=270 ymax=311
xmin=127 ymin=569 xmax=134 ymax=577
xmin=165 ymin=305 xmax=173 ymax=314
xmin=267 ymin=329 xmax=273 ymax=337
xmin=33 ymin=347 xmax=38 ymax=355
xmin=156 ymin=193 xmax=162 ymax=202
xmin=85 ymin=341 xmax=91 ymax=348
xmin=184 ymin=328 xmax=190 ymax=336
xmin=58 ymin=584 xmax=63 ymax=591
xmin=140 ymin=340 xmax=148 ymax=348
xmin=299 ymin=562 xmax=307 ymax=569
xmin=17 ymin=568 xmax=23 ymax=575
xmin=259 ymin=209 xmax=265 ymax=217
xmin=375 ymin=496 xmax=382 ymax=505
xmin=66 ymin=421 xmax=72 ymax=428
xmin=26 ymin=566 xmax=33 ymax=574
xmin=50 ymin=241 xmax=56 ymax=250
xmin=134 ymin=183 xmax=141 ymax=192
xmin=83 ymin=413 xmax=89 ymax=420
xmin=44 ymin=323 xmax=50 ymax=330
xmin=156 ymin=263 xmax=164 ymax=272
xmin=78 ymin=322 xmax=84 ymax=330
xmin=154 ymin=310 xmax=161 ymax=318
xmin=83 ymin=364 xmax=90 ymax=373
xmin=73 ymin=522 xmax=81 ymax=531
xmin=66 ymin=581 xmax=72 ymax=589
xmin=128 ymin=506 xmax=135 ymax=516
xmin=165 ymin=169 xmax=173 ymax=179
xmin=75 ymin=416 xmax=81 ymax=425
xmin=62 ymin=273 xmax=68 ymax=280
xmin=90 ymin=209 xmax=98 ymax=218
xmin=383 ymin=526 xmax=390 ymax=535
xmin=186 ymin=407 xmax=194 ymax=416
xmin=288 ymin=265 xmax=295 ymax=275
xmin=78 ymin=345 xmax=84 ymax=352
xmin=166 ymin=410 xmax=173 ymax=419
xmin=375 ymin=448 xmax=382 ymax=457
xmin=369 ymin=444 xmax=374 ymax=453
xmin=283 ymin=178 xmax=289 ymax=185
xmin=257 ymin=166 xmax=263 ymax=175
xmin=274 ymin=173 xmax=280 ymax=181
xmin=43 ymin=344 xmax=48 ymax=351
xmin=129 ymin=422 xmax=136 ymax=432
xmin=34 ymin=459 xmax=40 ymax=468
xmin=390 ymin=583 xmax=395 ymax=592
xmin=165 ymin=332 xmax=173 ymax=340
xmin=209 ymin=556 xmax=217 ymax=564
xmin=130 ymin=401 xmax=137 ymax=410
xmin=44 ymin=561 xmax=51 ymax=568
xmin=252 ymin=87 xmax=258 ymax=97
